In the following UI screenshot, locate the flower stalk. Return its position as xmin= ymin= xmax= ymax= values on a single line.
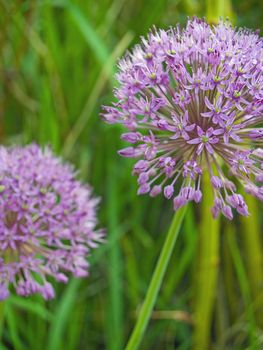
xmin=125 ymin=205 xmax=187 ymax=350
xmin=240 ymin=194 xmax=263 ymax=328
xmin=193 ymin=171 xmax=220 ymax=350
xmin=0 ymin=301 xmax=5 ymax=341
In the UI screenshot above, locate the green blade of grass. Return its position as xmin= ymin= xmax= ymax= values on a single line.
xmin=7 ymin=296 xmax=53 ymax=322
xmin=47 ymin=279 xmax=81 ymax=350
xmin=62 ymin=30 xmax=133 ymax=157
xmin=58 ymin=1 xmax=110 ymax=67
xmin=5 ymin=303 xmax=26 ymax=350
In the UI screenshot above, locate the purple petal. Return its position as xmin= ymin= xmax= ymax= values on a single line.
xmin=188 ymin=138 xmax=201 ymax=145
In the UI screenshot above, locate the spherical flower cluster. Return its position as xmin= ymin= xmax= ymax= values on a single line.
xmin=102 ymin=18 xmax=263 ymax=219
xmin=0 ymin=144 xmax=103 ymax=300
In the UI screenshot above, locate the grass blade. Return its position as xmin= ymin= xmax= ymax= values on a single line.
xmin=47 ymin=279 xmax=81 ymax=350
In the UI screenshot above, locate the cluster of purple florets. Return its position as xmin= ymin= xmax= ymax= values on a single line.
xmin=102 ymin=18 xmax=263 ymax=219
xmin=0 ymin=144 xmax=103 ymax=300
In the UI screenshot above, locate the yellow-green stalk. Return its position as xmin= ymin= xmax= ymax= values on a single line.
xmin=193 ymin=171 xmax=220 ymax=350
xmin=240 ymin=194 xmax=263 ymax=328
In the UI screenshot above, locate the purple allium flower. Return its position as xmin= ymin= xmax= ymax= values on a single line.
xmin=102 ymin=18 xmax=263 ymax=219
xmin=0 ymin=144 xmax=103 ymax=300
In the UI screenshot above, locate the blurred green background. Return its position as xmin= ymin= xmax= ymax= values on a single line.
xmin=1 ymin=0 xmax=263 ymax=349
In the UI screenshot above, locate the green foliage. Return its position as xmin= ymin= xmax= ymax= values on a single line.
xmin=0 ymin=0 xmax=262 ymax=349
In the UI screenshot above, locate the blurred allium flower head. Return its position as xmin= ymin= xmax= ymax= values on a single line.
xmin=102 ymin=18 xmax=263 ymax=219
xmin=0 ymin=144 xmax=103 ymax=300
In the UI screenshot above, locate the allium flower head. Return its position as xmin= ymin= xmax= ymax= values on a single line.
xmin=102 ymin=18 xmax=263 ymax=219
xmin=0 ymin=144 xmax=103 ymax=300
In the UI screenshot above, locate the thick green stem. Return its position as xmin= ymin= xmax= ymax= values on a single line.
xmin=240 ymin=194 xmax=263 ymax=328
xmin=106 ymin=131 xmax=123 ymax=350
xmin=125 ymin=205 xmax=187 ymax=350
xmin=193 ymin=172 xmax=220 ymax=350
xmin=206 ymin=0 xmax=234 ymax=23
xmin=206 ymin=0 xmax=225 ymax=23
xmin=194 ymin=0 xmax=225 ymax=345
xmin=226 ymin=223 xmax=259 ymax=348
xmin=0 ymin=301 xmax=5 ymax=343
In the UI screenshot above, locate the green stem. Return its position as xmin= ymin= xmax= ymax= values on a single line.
xmin=240 ymin=194 xmax=263 ymax=328
xmin=206 ymin=0 xmax=225 ymax=23
xmin=226 ymin=223 xmax=258 ymax=348
xmin=106 ymin=130 xmax=123 ymax=350
xmin=125 ymin=205 xmax=187 ymax=350
xmin=0 ymin=301 xmax=6 ymax=346
xmin=193 ymin=172 xmax=220 ymax=350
